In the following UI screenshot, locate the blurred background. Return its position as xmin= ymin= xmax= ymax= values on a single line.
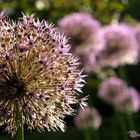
xmin=1 ymin=0 xmax=140 ymax=139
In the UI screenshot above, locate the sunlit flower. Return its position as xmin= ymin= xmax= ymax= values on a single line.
xmin=74 ymin=107 xmax=102 ymax=129
xmin=95 ymin=24 xmax=139 ymax=68
xmin=58 ymin=12 xmax=101 ymax=71
xmin=0 ymin=12 xmax=86 ymax=135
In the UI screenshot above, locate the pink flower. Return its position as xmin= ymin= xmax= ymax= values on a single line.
xmin=98 ymin=77 xmax=128 ymax=105
xmin=74 ymin=107 xmax=102 ymax=129
xmin=0 ymin=12 xmax=86 ymax=135
xmin=58 ymin=12 xmax=100 ymax=45
xmin=94 ymin=24 xmax=139 ymax=68
xmin=115 ymin=87 xmax=140 ymax=112
xmin=58 ymin=12 xmax=101 ymax=72
xmin=98 ymin=77 xmax=140 ymax=113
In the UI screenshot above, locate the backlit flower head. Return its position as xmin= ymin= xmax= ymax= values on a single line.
xmin=58 ymin=12 xmax=101 ymax=71
xmin=74 ymin=107 xmax=102 ymax=130
xmin=98 ymin=77 xmax=128 ymax=105
xmin=0 ymin=12 xmax=86 ymax=136
xmin=95 ymin=24 xmax=139 ymax=68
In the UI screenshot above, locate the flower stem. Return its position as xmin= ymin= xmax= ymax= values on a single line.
xmin=118 ymin=66 xmax=129 ymax=83
xmin=16 ymin=111 xmax=24 ymax=140
xmin=114 ymin=109 xmax=128 ymax=140
xmin=126 ymin=113 xmax=139 ymax=140
xmin=118 ymin=66 xmax=138 ymax=139
xmin=92 ymin=129 xmax=99 ymax=140
xmin=83 ymin=128 xmax=91 ymax=140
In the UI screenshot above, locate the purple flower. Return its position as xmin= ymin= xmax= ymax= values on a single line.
xmin=94 ymin=24 xmax=139 ymax=68
xmin=74 ymin=107 xmax=102 ymax=129
xmin=58 ymin=12 xmax=101 ymax=71
xmin=115 ymin=87 xmax=140 ymax=112
xmin=98 ymin=77 xmax=128 ymax=105
xmin=98 ymin=77 xmax=140 ymax=113
xmin=58 ymin=12 xmax=100 ymax=45
xmin=0 ymin=12 xmax=86 ymax=135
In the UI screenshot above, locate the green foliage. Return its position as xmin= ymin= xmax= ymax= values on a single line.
xmin=123 ymin=0 xmax=140 ymax=21
xmin=0 ymin=0 xmax=125 ymax=24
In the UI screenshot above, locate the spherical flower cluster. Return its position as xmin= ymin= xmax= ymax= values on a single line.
xmin=74 ymin=107 xmax=102 ymax=130
xmin=98 ymin=77 xmax=127 ymax=105
xmin=58 ymin=12 xmax=101 ymax=71
xmin=58 ymin=12 xmax=100 ymax=47
xmin=0 ymin=12 xmax=87 ymax=135
xmin=98 ymin=77 xmax=140 ymax=112
xmin=94 ymin=24 xmax=139 ymax=68
xmin=115 ymin=87 xmax=140 ymax=112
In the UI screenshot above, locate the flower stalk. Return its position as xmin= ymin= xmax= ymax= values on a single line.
xmin=16 ymin=111 xmax=24 ymax=140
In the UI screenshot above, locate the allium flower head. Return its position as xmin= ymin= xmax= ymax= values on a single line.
xmin=0 ymin=12 xmax=86 ymax=135
xmin=58 ymin=12 xmax=100 ymax=47
xmin=58 ymin=12 xmax=101 ymax=72
xmin=98 ymin=77 xmax=128 ymax=105
xmin=74 ymin=107 xmax=102 ymax=130
xmin=95 ymin=24 xmax=139 ymax=67
xmin=98 ymin=77 xmax=140 ymax=113
xmin=115 ymin=87 xmax=140 ymax=113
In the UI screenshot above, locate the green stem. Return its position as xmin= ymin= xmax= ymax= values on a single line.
xmin=126 ymin=113 xmax=134 ymax=129
xmin=114 ymin=109 xmax=128 ymax=140
xmin=112 ymin=115 xmax=118 ymax=140
xmin=83 ymin=128 xmax=91 ymax=140
xmin=126 ymin=113 xmax=139 ymax=140
xmin=92 ymin=129 xmax=99 ymax=140
xmin=118 ymin=66 xmax=129 ymax=83
xmin=118 ymin=66 xmax=138 ymax=139
xmin=16 ymin=111 xmax=24 ymax=140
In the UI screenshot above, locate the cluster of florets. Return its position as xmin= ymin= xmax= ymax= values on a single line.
xmin=74 ymin=107 xmax=102 ymax=130
xmin=98 ymin=77 xmax=140 ymax=113
xmin=58 ymin=12 xmax=101 ymax=72
xmin=58 ymin=13 xmax=140 ymax=72
xmin=0 ymin=12 xmax=87 ymax=136
xmin=93 ymin=24 xmax=139 ymax=68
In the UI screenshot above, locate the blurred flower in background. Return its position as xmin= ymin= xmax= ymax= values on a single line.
xmin=94 ymin=24 xmax=139 ymax=68
xmin=115 ymin=87 xmax=140 ymax=113
xmin=74 ymin=107 xmax=102 ymax=130
xmin=58 ymin=12 xmax=100 ymax=48
xmin=58 ymin=12 xmax=101 ymax=72
xmin=98 ymin=77 xmax=128 ymax=105
xmin=98 ymin=77 xmax=140 ymax=113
